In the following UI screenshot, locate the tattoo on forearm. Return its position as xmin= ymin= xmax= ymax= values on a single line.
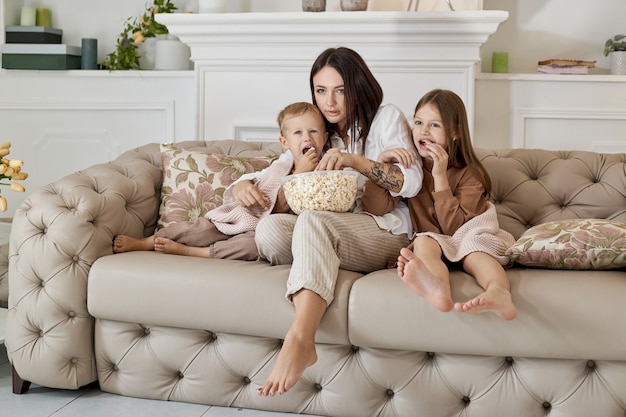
xmin=365 ymin=162 xmax=403 ymax=192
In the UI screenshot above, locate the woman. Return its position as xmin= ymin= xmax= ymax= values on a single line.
xmin=235 ymin=47 xmax=423 ymax=396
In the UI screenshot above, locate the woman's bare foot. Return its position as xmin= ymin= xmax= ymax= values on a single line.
xmin=154 ymin=237 xmax=212 ymax=257
xmin=454 ymin=287 xmax=518 ymax=320
xmin=113 ymin=235 xmax=154 ymax=253
xmin=397 ymin=247 xmax=453 ymax=312
xmin=257 ymin=331 xmax=318 ymax=397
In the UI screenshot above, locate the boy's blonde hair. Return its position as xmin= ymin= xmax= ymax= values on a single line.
xmin=277 ymin=102 xmax=325 ymax=136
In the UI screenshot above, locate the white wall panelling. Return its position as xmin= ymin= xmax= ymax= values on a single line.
xmin=0 ymin=71 xmax=195 ymax=218
xmin=474 ymin=73 xmax=626 ymax=151
xmin=158 ymin=11 xmax=508 ymax=141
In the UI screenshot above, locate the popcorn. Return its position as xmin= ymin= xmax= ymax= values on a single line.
xmin=282 ymin=170 xmax=358 ymax=215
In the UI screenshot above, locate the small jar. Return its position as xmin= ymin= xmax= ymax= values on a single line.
xmin=302 ymin=0 xmax=326 ymax=12
xmin=340 ymin=0 xmax=368 ymax=11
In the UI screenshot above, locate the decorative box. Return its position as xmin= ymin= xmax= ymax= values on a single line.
xmin=1 ymin=44 xmax=81 ymax=70
xmin=5 ymin=25 xmax=63 ymax=44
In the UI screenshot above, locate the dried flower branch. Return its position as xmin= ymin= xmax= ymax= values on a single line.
xmin=0 ymin=142 xmax=28 ymax=212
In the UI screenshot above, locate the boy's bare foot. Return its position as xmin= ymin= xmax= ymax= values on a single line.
xmin=154 ymin=237 xmax=212 ymax=257
xmin=454 ymin=287 xmax=518 ymax=320
xmin=112 ymin=235 xmax=154 ymax=253
xmin=397 ymin=247 xmax=453 ymax=312
xmin=257 ymin=331 xmax=318 ymax=397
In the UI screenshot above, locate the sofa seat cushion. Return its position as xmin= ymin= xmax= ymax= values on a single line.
xmin=87 ymin=252 xmax=363 ymax=345
xmin=348 ymin=268 xmax=626 ymax=361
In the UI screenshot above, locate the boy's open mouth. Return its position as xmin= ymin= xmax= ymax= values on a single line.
xmin=302 ymin=146 xmax=315 ymax=154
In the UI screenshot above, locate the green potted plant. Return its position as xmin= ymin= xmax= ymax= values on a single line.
xmin=101 ymin=0 xmax=177 ymax=70
xmin=603 ymin=34 xmax=626 ymax=75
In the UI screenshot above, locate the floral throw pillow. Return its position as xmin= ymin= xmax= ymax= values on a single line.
xmin=506 ymin=219 xmax=626 ymax=270
xmin=157 ymin=144 xmax=275 ymax=229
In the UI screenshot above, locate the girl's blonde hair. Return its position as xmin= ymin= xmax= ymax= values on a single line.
xmin=414 ymin=89 xmax=491 ymax=196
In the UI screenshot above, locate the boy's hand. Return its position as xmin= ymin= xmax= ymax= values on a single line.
xmin=232 ymin=180 xmax=269 ymax=210
xmin=293 ymin=147 xmax=319 ymax=174
xmin=377 ymin=148 xmax=416 ymax=168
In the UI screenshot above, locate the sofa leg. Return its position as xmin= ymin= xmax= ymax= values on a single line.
xmin=12 ymin=364 xmax=31 ymax=394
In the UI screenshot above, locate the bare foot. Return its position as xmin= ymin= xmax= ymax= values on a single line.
xmin=154 ymin=237 xmax=212 ymax=257
xmin=454 ymin=287 xmax=518 ymax=320
xmin=397 ymin=247 xmax=453 ymax=312
xmin=112 ymin=235 xmax=154 ymax=253
xmin=257 ymin=331 xmax=317 ymax=397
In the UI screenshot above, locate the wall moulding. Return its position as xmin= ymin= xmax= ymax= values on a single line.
xmin=158 ymin=11 xmax=508 ymax=140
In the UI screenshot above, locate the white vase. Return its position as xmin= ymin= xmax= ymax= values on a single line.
xmin=154 ymin=38 xmax=192 ymax=70
xmin=138 ymin=37 xmax=158 ymax=70
xmin=198 ymin=0 xmax=226 ymax=13
xmin=610 ymin=51 xmax=626 ymax=75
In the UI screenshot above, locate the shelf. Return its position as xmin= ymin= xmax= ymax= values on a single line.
xmin=477 ymin=72 xmax=626 ymax=82
xmin=0 ymin=69 xmax=194 ymax=78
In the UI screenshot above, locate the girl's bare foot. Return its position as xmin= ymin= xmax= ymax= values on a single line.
xmin=397 ymin=247 xmax=453 ymax=312
xmin=454 ymin=287 xmax=518 ymax=320
xmin=113 ymin=235 xmax=154 ymax=253
xmin=257 ymin=331 xmax=317 ymax=397
xmin=154 ymin=237 xmax=212 ymax=257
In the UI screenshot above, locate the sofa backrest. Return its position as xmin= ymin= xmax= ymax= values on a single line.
xmin=476 ymin=148 xmax=626 ymax=239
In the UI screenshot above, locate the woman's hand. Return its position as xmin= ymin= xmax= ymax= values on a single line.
xmin=232 ymin=180 xmax=269 ymax=210
xmin=316 ymin=149 xmax=357 ymax=171
xmin=377 ymin=148 xmax=416 ymax=169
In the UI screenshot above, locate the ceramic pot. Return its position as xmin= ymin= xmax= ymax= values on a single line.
xmin=610 ymin=51 xmax=626 ymax=75
xmin=340 ymin=0 xmax=368 ymax=11
xmin=154 ymin=38 xmax=192 ymax=70
xmin=302 ymin=0 xmax=326 ymax=12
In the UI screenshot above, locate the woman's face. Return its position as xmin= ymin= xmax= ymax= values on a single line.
xmin=412 ymin=102 xmax=448 ymax=159
xmin=312 ymin=65 xmax=346 ymax=131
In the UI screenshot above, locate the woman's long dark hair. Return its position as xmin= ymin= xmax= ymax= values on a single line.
xmin=414 ymin=89 xmax=492 ymax=196
xmin=310 ymin=47 xmax=383 ymax=154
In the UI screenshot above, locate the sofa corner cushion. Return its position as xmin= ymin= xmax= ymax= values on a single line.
xmin=157 ymin=143 xmax=277 ymax=229
xmin=506 ymin=218 xmax=626 ymax=270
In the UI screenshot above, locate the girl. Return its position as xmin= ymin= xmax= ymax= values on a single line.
xmin=242 ymin=47 xmax=423 ymax=397
xmin=362 ymin=89 xmax=518 ymax=321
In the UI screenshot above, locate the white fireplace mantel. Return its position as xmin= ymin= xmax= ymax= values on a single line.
xmin=158 ymin=11 xmax=508 ymax=141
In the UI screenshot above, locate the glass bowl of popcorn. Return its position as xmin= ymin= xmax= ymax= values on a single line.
xmin=281 ymin=170 xmax=359 ymax=215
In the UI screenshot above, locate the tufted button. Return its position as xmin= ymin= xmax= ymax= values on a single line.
xmin=314 ymin=383 xmax=322 ymax=391
xmin=71 ymin=358 xmax=78 ymax=364
xmin=72 ymin=255 xmax=79 ymax=262
xmin=39 ymin=330 xmax=44 ymax=337
xmin=505 ymin=356 xmax=514 ymax=365
xmin=543 ymin=401 xmax=551 ymax=410
xmin=243 ymin=377 xmax=251 ymax=385
xmin=587 ymin=360 xmax=596 ymax=369
xmin=113 ymin=365 xmax=119 ymax=371
xmin=68 ymin=311 xmax=76 ymax=318
xmin=177 ymin=371 xmax=184 ymax=379
xmin=351 ymin=345 xmax=359 ymax=352
xmin=143 ymin=328 xmax=151 ymax=336
xmin=427 ymin=352 xmax=435 ymax=358
xmin=386 ymin=389 xmax=394 ymax=397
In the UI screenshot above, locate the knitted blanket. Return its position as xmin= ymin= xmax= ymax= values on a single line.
xmin=415 ymin=202 xmax=515 ymax=267
xmin=205 ymin=160 xmax=293 ymax=235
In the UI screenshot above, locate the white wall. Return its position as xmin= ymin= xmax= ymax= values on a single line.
xmin=5 ymin=0 xmax=625 ymax=73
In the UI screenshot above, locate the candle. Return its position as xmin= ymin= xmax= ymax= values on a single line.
xmin=36 ymin=8 xmax=52 ymax=27
xmin=492 ymin=52 xmax=509 ymax=73
xmin=20 ymin=7 xmax=37 ymax=26
xmin=81 ymin=38 xmax=98 ymax=70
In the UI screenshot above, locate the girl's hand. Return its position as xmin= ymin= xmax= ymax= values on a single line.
xmin=377 ymin=148 xmax=416 ymax=168
xmin=316 ymin=149 xmax=355 ymax=171
xmin=421 ymin=141 xmax=449 ymax=177
xmin=232 ymin=180 xmax=269 ymax=209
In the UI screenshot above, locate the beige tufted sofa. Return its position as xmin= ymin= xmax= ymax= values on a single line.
xmin=6 ymin=140 xmax=626 ymax=417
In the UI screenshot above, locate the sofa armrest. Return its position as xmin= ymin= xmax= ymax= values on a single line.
xmin=6 ymin=143 xmax=162 ymax=390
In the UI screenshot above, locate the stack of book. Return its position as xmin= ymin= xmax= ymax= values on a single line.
xmin=1 ymin=26 xmax=81 ymax=70
xmin=537 ymin=59 xmax=596 ymax=74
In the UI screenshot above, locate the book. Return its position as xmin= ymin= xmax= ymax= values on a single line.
xmin=538 ymin=59 xmax=596 ymax=68
xmin=537 ymin=64 xmax=590 ymax=74
xmin=5 ymin=25 xmax=63 ymax=44
xmin=1 ymin=43 xmax=82 ymax=70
